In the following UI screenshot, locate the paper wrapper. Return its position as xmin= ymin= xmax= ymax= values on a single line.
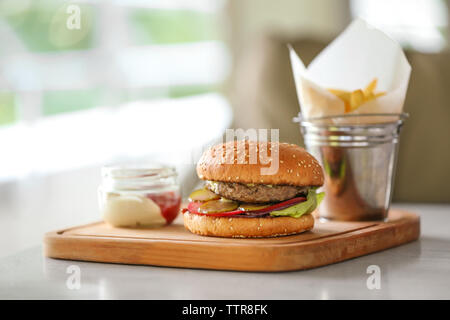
xmin=290 ymin=19 xmax=411 ymax=124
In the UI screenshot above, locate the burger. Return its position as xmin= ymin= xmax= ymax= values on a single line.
xmin=182 ymin=141 xmax=324 ymax=238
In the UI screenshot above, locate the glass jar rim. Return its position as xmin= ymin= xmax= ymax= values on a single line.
xmin=102 ymin=164 xmax=177 ymax=181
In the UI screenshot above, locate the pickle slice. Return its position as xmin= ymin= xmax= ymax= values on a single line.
xmin=188 ymin=188 xmax=220 ymax=202
xmin=238 ymin=203 xmax=271 ymax=211
xmin=199 ymin=199 xmax=239 ymax=213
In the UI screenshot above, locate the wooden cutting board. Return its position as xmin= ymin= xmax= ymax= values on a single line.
xmin=43 ymin=209 xmax=419 ymax=272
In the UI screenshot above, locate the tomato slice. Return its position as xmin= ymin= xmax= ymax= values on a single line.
xmin=183 ymin=196 xmax=307 ymax=217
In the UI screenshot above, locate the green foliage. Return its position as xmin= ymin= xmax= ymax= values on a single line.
xmin=2 ymin=2 xmax=94 ymax=52
xmin=168 ymin=85 xmax=217 ymax=98
xmin=129 ymin=9 xmax=220 ymax=45
xmin=42 ymin=89 xmax=102 ymax=116
xmin=0 ymin=93 xmax=16 ymax=125
xmin=0 ymin=3 xmax=220 ymax=122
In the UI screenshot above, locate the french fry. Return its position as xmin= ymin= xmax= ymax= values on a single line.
xmin=328 ymin=78 xmax=386 ymax=113
xmin=328 ymin=89 xmax=351 ymax=102
xmin=365 ymin=91 xmax=386 ymax=103
xmin=350 ymin=89 xmax=364 ymax=112
xmin=373 ymin=92 xmax=386 ymax=98
xmin=363 ymin=78 xmax=378 ymax=98
xmin=328 ymin=89 xmax=351 ymax=112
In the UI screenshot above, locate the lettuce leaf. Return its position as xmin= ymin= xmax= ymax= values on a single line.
xmin=270 ymin=188 xmax=324 ymax=218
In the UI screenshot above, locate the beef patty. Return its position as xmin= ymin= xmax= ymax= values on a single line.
xmin=205 ymin=180 xmax=308 ymax=203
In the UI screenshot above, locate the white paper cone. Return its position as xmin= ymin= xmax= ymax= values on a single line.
xmin=290 ymin=19 xmax=411 ymax=124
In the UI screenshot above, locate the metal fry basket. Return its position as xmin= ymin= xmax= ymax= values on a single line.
xmin=295 ymin=113 xmax=408 ymax=221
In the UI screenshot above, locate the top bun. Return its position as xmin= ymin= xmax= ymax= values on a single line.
xmin=196 ymin=141 xmax=324 ymax=187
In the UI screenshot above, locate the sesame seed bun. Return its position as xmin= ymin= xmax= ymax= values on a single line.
xmin=183 ymin=212 xmax=314 ymax=238
xmin=196 ymin=141 xmax=324 ymax=186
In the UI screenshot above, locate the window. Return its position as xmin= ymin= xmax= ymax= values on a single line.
xmin=0 ymin=0 xmax=232 ymax=181
xmin=0 ymin=0 xmax=229 ymax=125
xmin=351 ymin=0 xmax=449 ymax=52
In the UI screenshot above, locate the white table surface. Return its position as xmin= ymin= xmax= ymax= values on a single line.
xmin=0 ymin=202 xmax=449 ymax=299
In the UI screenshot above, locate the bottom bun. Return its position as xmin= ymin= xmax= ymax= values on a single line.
xmin=183 ymin=212 xmax=314 ymax=238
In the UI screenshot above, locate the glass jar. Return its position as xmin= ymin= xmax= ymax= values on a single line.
xmin=98 ymin=164 xmax=181 ymax=228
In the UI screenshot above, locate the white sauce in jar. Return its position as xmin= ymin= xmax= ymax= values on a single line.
xmin=102 ymin=193 xmax=166 ymax=228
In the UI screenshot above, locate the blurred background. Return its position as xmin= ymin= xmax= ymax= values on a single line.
xmin=0 ymin=0 xmax=449 ymax=257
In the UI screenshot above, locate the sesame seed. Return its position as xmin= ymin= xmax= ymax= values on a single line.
xmin=280 ymin=160 xmax=284 ymax=164
xmin=292 ymin=154 xmax=296 ymax=158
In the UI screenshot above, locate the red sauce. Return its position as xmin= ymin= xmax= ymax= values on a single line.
xmin=147 ymin=191 xmax=181 ymax=224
